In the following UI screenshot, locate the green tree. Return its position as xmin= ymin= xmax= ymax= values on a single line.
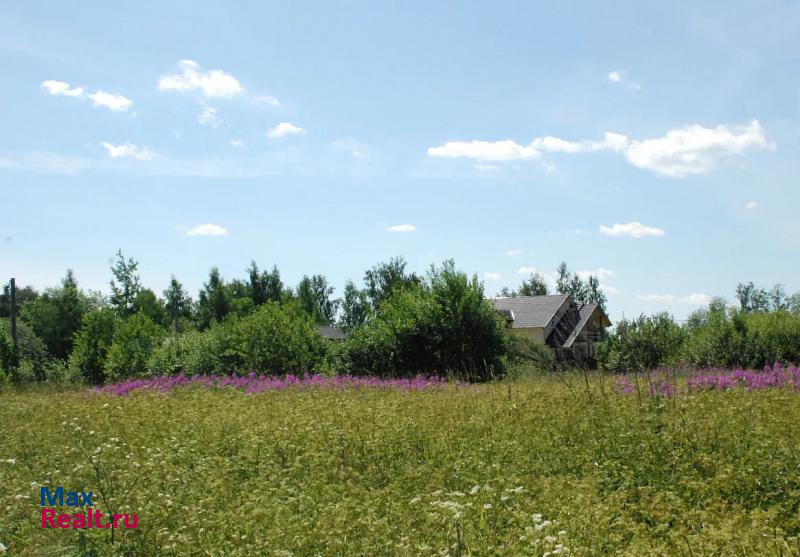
xmin=247 ymin=262 xmax=284 ymax=306
xmin=20 ymin=270 xmax=88 ymax=359
xmin=364 ymin=257 xmax=419 ymax=308
xmin=109 ymin=250 xmax=141 ymax=316
xmin=586 ymin=275 xmax=607 ymax=313
xmin=0 ymin=283 xmax=38 ymax=318
xmin=296 ymin=274 xmax=337 ymax=324
xmin=339 ymin=280 xmax=371 ymax=333
xmin=68 ymin=308 xmax=117 ymax=384
xmin=163 ymin=276 xmax=192 ymax=334
xmin=517 ymin=273 xmax=549 ymax=296
xmin=196 ymin=267 xmax=230 ymax=329
xmin=135 ymin=288 xmax=167 ymax=326
xmin=106 ymin=313 xmax=166 ymax=380
xmin=597 ymin=313 xmax=686 ymax=373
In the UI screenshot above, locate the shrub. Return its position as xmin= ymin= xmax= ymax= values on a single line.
xmin=106 ymin=313 xmax=165 ymax=381
xmin=0 ymin=318 xmax=51 ymax=381
xmin=147 ymin=327 xmax=238 ymax=376
xmin=343 ymin=261 xmax=508 ymax=380
xmin=506 ymin=333 xmax=556 ymax=373
xmin=597 ymin=312 xmax=685 ymax=373
xmin=68 ymin=308 xmax=118 ymax=384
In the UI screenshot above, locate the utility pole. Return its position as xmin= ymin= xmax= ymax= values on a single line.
xmin=9 ymin=277 xmax=17 ymax=350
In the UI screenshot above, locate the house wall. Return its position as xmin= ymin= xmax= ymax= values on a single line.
xmin=511 ymin=327 xmax=546 ymax=343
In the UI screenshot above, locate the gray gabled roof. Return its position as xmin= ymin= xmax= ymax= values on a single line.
xmin=563 ymin=303 xmax=598 ymax=347
xmin=318 ymin=325 xmax=347 ymax=340
xmin=490 ymin=294 xmax=570 ymax=329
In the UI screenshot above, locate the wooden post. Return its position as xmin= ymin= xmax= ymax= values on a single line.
xmin=9 ymin=277 xmax=17 ymax=350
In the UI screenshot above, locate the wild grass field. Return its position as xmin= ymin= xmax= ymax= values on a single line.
xmin=1 ymin=372 xmax=800 ymax=556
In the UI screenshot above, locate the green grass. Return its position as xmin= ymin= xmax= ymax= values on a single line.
xmin=1 ymin=374 xmax=800 ymax=556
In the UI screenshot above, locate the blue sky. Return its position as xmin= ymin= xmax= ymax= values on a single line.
xmin=1 ymin=1 xmax=798 ymax=322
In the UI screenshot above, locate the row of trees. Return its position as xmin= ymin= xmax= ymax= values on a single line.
xmin=598 ymin=284 xmax=800 ymax=373
xmin=3 ymin=253 xmax=567 ymax=384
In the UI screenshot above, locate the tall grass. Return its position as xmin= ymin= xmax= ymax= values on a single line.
xmin=1 ymin=373 xmax=799 ymax=555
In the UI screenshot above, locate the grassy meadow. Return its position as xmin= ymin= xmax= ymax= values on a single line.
xmin=1 ymin=374 xmax=800 ymax=556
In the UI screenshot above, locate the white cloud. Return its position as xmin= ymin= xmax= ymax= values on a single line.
xmin=88 ymin=91 xmax=133 ymax=111
xmin=517 ymin=266 xmax=540 ymax=275
xmin=484 ymin=272 xmax=502 ymax=280
xmin=266 ymin=122 xmax=306 ymax=139
xmin=638 ymin=293 xmax=710 ymax=306
xmin=100 ymin=142 xmax=156 ymax=161
xmin=387 ymin=224 xmax=416 ymax=233
xmin=229 ymin=139 xmax=244 ymax=147
xmin=625 ymin=120 xmax=769 ymax=177
xmin=197 ymin=106 xmax=221 ymax=127
xmin=158 ymin=60 xmax=243 ymax=98
xmin=599 ymin=222 xmax=665 ymax=238
xmin=600 ymin=284 xmax=619 ymax=294
xmin=254 ymin=95 xmax=280 ymax=107
xmin=606 ymin=70 xmax=641 ymax=91
xmin=576 ymin=267 xmax=616 ymax=281
xmin=427 ymin=121 xmax=767 ymax=177
xmin=745 ymin=200 xmax=758 ymax=210
xmin=427 ymin=140 xmax=540 ymax=161
xmin=41 ymin=80 xmax=83 ymax=98
xmin=185 ymin=223 xmax=229 ymax=237
xmin=506 ymin=249 xmax=523 ymax=257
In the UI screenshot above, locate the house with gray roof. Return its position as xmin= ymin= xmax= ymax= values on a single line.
xmin=491 ymin=294 xmax=611 ymax=363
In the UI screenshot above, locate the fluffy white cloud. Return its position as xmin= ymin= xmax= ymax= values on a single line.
xmin=599 ymin=222 xmax=665 ymax=238
xmin=158 ymin=60 xmax=243 ymax=98
xmin=606 ymin=71 xmax=622 ymax=83
xmin=387 ymin=224 xmax=416 ymax=233
xmin=100 ymin=142 xmax=156 ymax=160
xmin=266 ymin=122 xmax=306 ymax=139
xmin=745 ymin=200 xmax=758 ymax=210
xmin=484 ymin=272 xmax=502 ymax=280
xmin=41 ymin=80 xmax=84 ymax=98
xmin=197 ymin=106 xmax=221 ymax=127
xmin=517 ymin=266 xmax=540 ymax=275
xmin=427 ymin=140 xmax=540 ymax=161
xmin=427 ymin=121 xmax=767 ymax=177
xmin=600 ymin=284 xmax=619 ymax=294
xmin=88 ymin=91 xmax=133 ymax=111
xmin=185 ymin=223 xmax=229 ymax=237
xmin=638 ymin=293 xmax=710 ymax=305
xmin=576 ymin=267 xmax=616 ymax=281
xmin=506 ymin=249 xmax=523 ymax=257
xmin=625 ymin=120 xmax=769 ymax=177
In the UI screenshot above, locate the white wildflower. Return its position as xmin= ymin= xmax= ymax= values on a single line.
xmin=544 ymin=535 xmax=558 ymax=543
xmin=469 ymin=485 xmax=480 ymax=495
xmin=2 ymin=459 xmax=15 ymax=465
xmin=483 ymin=503 xmax=493 ymax=509
xmin=0 ymin=542 xmax=6 ymax=553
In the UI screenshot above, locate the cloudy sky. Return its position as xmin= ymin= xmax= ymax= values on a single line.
xmin=1 ymin=1 xmax=798 ymax=322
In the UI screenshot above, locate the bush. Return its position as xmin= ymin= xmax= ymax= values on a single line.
xmin=0 ymin=318 xmax=51 ymax=382
xmin=68 ymin=308 xmax=118 ymax=384
xmin=343 ymin=261 xmax=508 ymax=380
xmin=506 ymin=333 xmax=556 ymax=373
xmin=228 ymin=302 xmax=327 ymax=374
xmin=597 ymin=312 xmax=686 ymax=373
xmin=106 ymin=313 xmax=166 ymax=381
xmin=148 ymin=303 xmax=327 ymax=377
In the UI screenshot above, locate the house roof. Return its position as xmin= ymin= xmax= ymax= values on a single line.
xmin=318 ymin=325 xmax=347 ymax=340
xmin=490 ymin=294 xmax=570 ymax=329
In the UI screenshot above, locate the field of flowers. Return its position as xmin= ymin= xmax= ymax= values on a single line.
xmin=1 ymin=368 xmax=800 ymax=556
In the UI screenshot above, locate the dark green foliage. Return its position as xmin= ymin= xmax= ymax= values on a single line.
xmin=517 ymin=273 xmax=549 ymax=296
xmin=506 ymin=333 xmax=556 ymax=372
xmin=343 ymin=261 xmax=508 ymax=380
xmin=247 ymin=262 xmax=283 ymax=306
xmin=296 ymin=274 xmax=337 ymax=325
xmin=597 ymin=312 xmax=686 ymax=373
xmin=20 ymin=270 xmax=89 ymax=359
xmin=339 ymin=280 xmax=371 ymax=333
xmin=554 ymin=262 xmax=607 ymax=312
xmin=68 ymin=308 xmax=118 ymax=384
xmin=363 ymin=256 xmax=420 ymax=308
xmin=0 ymin=318 xmax=50 ymax=381
xmin=0 ymin=283 xmax=38 ymax=318
xmin=196 ymin=267 xmax=230 ymax=329
xmin=135 ymin=288 xmax=167 ymax=326
xmin=229 ymin=302 xmax=327 ymax=374
xmin=106 ymin=313 xmax=166 ymax=380
xmin=109 ymin=250 xmax=142 ymax=317
xmin=163 ymin=276 xmax=193 ymax=333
